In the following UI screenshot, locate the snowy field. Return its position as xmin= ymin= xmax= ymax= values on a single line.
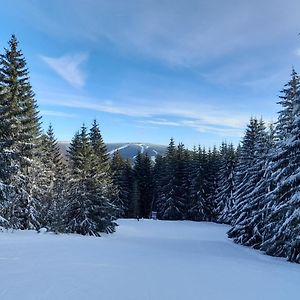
xmin=0 ymin=219 xmax=299 ymax=300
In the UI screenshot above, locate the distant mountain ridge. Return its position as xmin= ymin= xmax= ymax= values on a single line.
xmin=58 ymin=142 xmax=167 ymax=161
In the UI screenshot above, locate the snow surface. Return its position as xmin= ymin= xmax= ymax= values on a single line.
xmin=0 ymin=219 xmax=299 ymax=300
xmin=107 ymin=144 xmax=130 ymax=155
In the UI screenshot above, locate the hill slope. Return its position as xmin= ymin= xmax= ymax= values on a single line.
xmin=58 ymin=142 xmax=167 ymax=160
xmin=0 ymin=219 xmax=299 ymax=299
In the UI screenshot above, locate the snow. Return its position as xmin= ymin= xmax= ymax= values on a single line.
xmin=0 ymin=219 xmax=299 ymax=300
xmin=137 ymin=143 xmax=146 ymax=154
xmin=107 ymin=144 xmax=130 ymax=155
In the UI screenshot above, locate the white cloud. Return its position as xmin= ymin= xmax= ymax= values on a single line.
xmin=139 ymin=118 xmax=243 ymax=137
xmin=40 ymin=53 xmax=88 ymax=88
xmin=39 ymin=93 xmax=250 ymax=137
xmin=40 ymin=110 xmax=77 ymax=118
xmin=139 ymin=119 xmax=181 ymax=127
xmin=41 ymin=95 xmax=247 ymax=125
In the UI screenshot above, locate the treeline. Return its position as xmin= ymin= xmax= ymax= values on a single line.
xmin=111 ymin=72 xmax=300 ymax=263
xmin=111 ymin=140 xmax=232 ymax=222
xmin=1 ymin=35 xmax=300 ymax=263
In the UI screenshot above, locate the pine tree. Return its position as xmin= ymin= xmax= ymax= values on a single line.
xmin=226 ymin=118 xmax=261 ymax=226
xmin=228 ymin=119 xmax=270 ymax=245
xmin=134 ymin=152 xmax=154 ymax=218
xmin=188 ymin=147 xmax=215 ymax=221
xmin=38 ymin=124 xmax=68 ymax=231
xmin=110 ymin=151 xmax=134 ymax=218
xmin=89 ymin=120 xmax=121 ymax=216
xmin=204 ymin=147 xmax=220 ymax=221
xmin=66 ymin=125 xmax=117 ymax=236
xmin=0 ymin=35 xmax=41 ymax=230
xmin=259 ymin=70 xmax=300 ymax=261
xmin=215 ymin=143 xmax=236 ymax=223
xmin=153 ymin=154 xmax=167 ymax=219
xmin=161 ymin=140 xmax=187 ymax=220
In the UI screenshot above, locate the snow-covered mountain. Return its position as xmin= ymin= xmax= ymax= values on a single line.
xmin=58 ymin=142 xmax=167 ymax=160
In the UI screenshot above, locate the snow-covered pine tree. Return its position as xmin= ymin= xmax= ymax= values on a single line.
xmin=89 ymin=120 xmax=121 ymax=216
xmin=204 ymin=146 xmax=220 ymax=221
xmin=230 ymin=123 xmax=275 ymax=248
xmin=215 ymin=143 xmax=236 ymax=223
xmin=157 ymin=139 xmax=182 ymax=220
xmin=38 ymin=124 xmax=68 ymax=231
xmin=226 ymin=118 xmax=261 ymax=226
xmin=259 ymin=70 xmax=300 ymax=261
xmin=133 ymin=152 xmax=154 ymax=218
xmin=110 ymin=151 xmax=134 ymax=218
xmin=66 ymin=124 xmax=117 ymax=236
xmin=123 ymin=160 xmax=135 ymax=217
xmin=187 ymin=146 xmax=210 ymax=221
xmin=185 ymin=146 xmax=198 ymax=219
xmin=0 ymin=35 xmax=41 ymax=230
xmin=162 ymin=141 xmax=188 ymax=220
xmin=228 ymin=119 xmax=270 ymax=246
xmin=152 ymin=154 xmax=167 ymax=218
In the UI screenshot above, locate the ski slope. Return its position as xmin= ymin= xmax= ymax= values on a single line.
xmin=0 ymin=219 xmax=299 ymax=299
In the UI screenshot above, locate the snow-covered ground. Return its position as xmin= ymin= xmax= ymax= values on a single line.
xmin=0 ymin=219 xmax=299 ymax=300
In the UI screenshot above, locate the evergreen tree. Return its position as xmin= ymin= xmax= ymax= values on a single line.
xmin=38 ymin=124 xmax=68 ymax=231
xmin=226 ymin=118 xmax=261 ymax=225
xmin=66 ymin=125 xmax=116 ymax=236
xmin=152 ymin=154 xmax=166 ymax=217
xmin=203 ymin=147 xmax=220 ymax=221
xmin=215 ymin=143 xmax=236 ymax=223
xmin=0 ymin=35 xmax=41 ymax=230
xmin=259 ymin=70 xmax=300 ymax=261
xmin=134 ymin=152 xmax=154 ymax=218
xmin=228 ymin=119 xmax=270 ymax=245
xmin=188 ymin=147 xmax=215 ymax=221
xmin=161 ymin=140 xmax=187 ymax=220
xmin=188 ymin=147 xmax=207 ymax=221
xmin=110 ymin=151 xmax=134 ymax=218
xmin=89 ymin=120 xmax=121 ymax=216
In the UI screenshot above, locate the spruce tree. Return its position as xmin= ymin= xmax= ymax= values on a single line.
xmin=228 ymin=119 xmax=270 ymax=245
xmin=161 ymin=140 xmax=186 ymax=220
xmin=110 ymin=151 xmax=134 ymax=218
xmin=226 ymin=118 xmax=261 ymax=225
xmin=89 ymin=120 xmax=121 ymax=216
xmin=215 ymin=143 xmax=236 ymax=223
xmin=153 ymin=154 xmax=167 ymax=219
xmin=188 ymin=147 xmax=215 ymax=221
xmin=134 ymin=152 xmax=154 ymax=218
xmin=66 ymin=125 xmax=117 ymax=236
xmin=0 ymin=35 xmax=41 ymax=230
xmin=38 ymin=124 xmax=68 ymax=231
xmin=259 ymin=70 xmax=300 ymax=260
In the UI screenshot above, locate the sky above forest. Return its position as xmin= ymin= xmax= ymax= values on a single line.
xmin=1 ymin=0 xmax=300 ymax=147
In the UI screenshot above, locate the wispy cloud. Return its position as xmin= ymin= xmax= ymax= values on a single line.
xmin=139 ymin=118 xmax=243 ymax=137
xmin=39 ymin=93 xmax=250 ymax=137
xmin=40 ymin=110 xmax=78 ymax=118
xmin=41 ymin=95 xmax=248 ymax=124
xmin=40 ymin=53 xmax=88 ymax=88
xmin=139 ymin=119 xmax=181 ymax=127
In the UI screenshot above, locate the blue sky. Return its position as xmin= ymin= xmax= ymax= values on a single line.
xmin=1 ymin=0 xmax=300 ymax=147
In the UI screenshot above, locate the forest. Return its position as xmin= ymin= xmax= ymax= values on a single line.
xmin=1 ymin=35 xmax=300 ymax=264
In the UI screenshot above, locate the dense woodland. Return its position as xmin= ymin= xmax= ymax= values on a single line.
xmin=1 ymin=36 xmax=300 ymax=263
